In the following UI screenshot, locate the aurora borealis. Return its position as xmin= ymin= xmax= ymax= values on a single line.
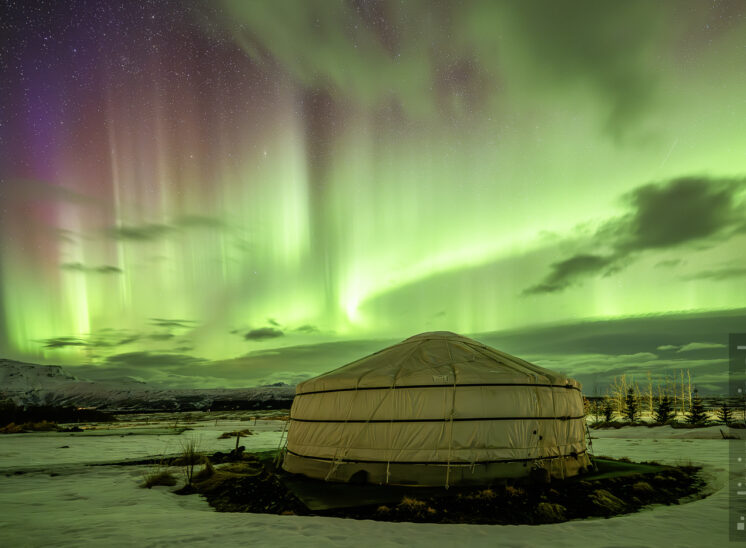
xmin=1 ymin=1 xmax=745 ymax=391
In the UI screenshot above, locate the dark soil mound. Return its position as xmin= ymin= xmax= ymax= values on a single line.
xmin=176 ymin=451 xmax=706 ymax=525
xmin=331 ymin=466 xmax=702 ymax=524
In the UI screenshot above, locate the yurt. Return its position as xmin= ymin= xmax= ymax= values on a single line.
xmin=282 ymin=331 xmax=591 ymax=486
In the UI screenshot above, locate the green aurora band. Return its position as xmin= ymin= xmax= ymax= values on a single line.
xmin=1 ymin=1 xmax=745 ymax=384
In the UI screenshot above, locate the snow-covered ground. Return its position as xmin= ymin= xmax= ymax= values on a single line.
xmin=0 ymin=417 xmax=737 ymax=548
xmin=0 ymin=359 xmax=294 ymax=409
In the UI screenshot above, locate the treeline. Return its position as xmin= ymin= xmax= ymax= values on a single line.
xmin=585 ymin=370 xmax=744 ymax=427
xmin=210 ymin=398 xmax=293 ymax=411
xmin=0 ymin=399 xmax=116 ymax=428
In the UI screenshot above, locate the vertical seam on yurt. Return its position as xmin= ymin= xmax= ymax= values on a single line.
xmin=329 ymin=341 xmax=422 ymax=482
xmin=552 ymin=386 xmax=563 ymax=479
xmin=325 ymin=381 xmax=360 ymax=481
xmin=533 ymin=378 xmax=543 ymax=469
xmin=445 ymin=341 xmax=457 ymax=488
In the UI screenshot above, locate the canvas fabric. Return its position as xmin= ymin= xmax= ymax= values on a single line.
xmin=283 ymin=332 xmax=589 ymax=484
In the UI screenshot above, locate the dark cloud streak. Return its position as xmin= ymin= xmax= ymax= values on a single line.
xmin=525 ymin=177 xmax=746 ymax=294
xmin=684 ymin=266 xmax=746 ymax=281
xmin=244 ymin=327 xmax=284 ymax=340
xmin=61 ymin=262 xmax=122 ymax=274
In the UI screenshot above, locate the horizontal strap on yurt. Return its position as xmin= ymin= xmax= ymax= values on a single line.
xmin=295 ymin=382 xmax=581 ymax=396
xmin=289 ymin=415 xmax=585 ymax=423
xmin=285 ymin=448 xmax=587 ymax=465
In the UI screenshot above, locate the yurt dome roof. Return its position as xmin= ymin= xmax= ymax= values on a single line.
xmin=296 ymin=330 xmax=579 ymax=396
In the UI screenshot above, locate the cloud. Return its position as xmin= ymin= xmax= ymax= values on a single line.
xmin=106 ymin=215 xmax=227 ymax=242
xmin=36 ymin=326 xmax=191 ymax=353
xmin=149 ymin=318 xmax=197 ymax=329
xmin=244 ymin=327 xmax=284 ymax=340
xmin=218 ymin=1 xmax=667 ymax=135
xmin=105 ymin=351 xmax=207 ymax=368
xmin=60 ymin=263 xmax=87 ymax=272
xmin=53 ymin=308 xmax=743 ymax=392
xmin=95 ymin=265 xmax=123 ymax=274
xmin=525 ymin=177 xmax=746 ymax=294
xmin=294 ymin=324 xmax=319 ymax=333
xmin=107 ymin=224 xmax=173 ymax=241
xmin=657 ymin=345 xmax=678 ymax=351
xmin=523 ymin=254 xmax=615 ymax=294
xmin=676 ymin=342 xmax=727 ymax=353
xmin=475 ymin=307 xmax=743 ymax=359
xmin=497 ymin=0 xmax=666 ymax=139
xmin=61 ymin=262 xmax=122 ymax=274
xmin=39 ymin=337 xmax=88 ymax=348
xmin=656 ymin=342 xmax=727 ymax=353
xmin=147 ymin=333 xmax=175 ymax=341
xmin=616 ymin=177 xmax=743 ymax=252
xmin=684 ymin=266 xmax=746 ymax=281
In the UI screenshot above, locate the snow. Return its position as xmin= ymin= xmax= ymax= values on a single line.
xmin=0 ymin=359 xmax=294 ymax=410
xmin=0 ymin=418 xmax=736 ymax=548
xmin=0 ymin=418 xmax=288 ymax=471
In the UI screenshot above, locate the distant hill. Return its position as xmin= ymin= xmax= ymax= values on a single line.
xmin=0 ymin=359 xmax=295 ymax=412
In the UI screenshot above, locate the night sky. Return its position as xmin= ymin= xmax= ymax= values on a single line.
xmin=1 ymin=1 xmax=745 ymax=392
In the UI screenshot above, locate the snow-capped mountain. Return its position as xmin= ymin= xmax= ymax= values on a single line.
xmin=0 ymin=359 xmax=295 ymax=411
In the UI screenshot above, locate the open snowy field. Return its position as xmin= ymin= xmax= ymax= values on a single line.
xmin=0 ymin=416 xmax=737 ymax=548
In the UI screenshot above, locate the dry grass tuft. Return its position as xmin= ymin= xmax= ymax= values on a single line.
xmin=193 ymin=459 xmax=215 ymax=483
xmin=505 ymin=485 xmax=524 ymax=497
xmin=217 ymin=461 xmax=263 ymax=475
xmin=142 ymin=470 xmax=177 ymax=489
xmin=398 ymin=496 xmax=426 ymax=510
xmin=0 ymin=421 xmax=58 ymax=433
xmin=177 ymin=437 xmax=204 ymax=485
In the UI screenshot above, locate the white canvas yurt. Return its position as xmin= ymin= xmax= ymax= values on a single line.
xmin=282 ymin=331 xmax=591 ymax=486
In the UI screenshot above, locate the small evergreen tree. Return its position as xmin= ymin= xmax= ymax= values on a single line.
xmin=716 ymin=400 xmax=733 ymax=425
xmin=654 ymin=395 xmax=674 ymax=424
xmin=623 ymin=387 xmax=639 ymax=423
xmin=602 ymin=397 xmax=614 ymax=422
xmin=685 ymin=389 xmax=708 ymax=425
xmin=589 ymin=399 xmax=604 ymax=425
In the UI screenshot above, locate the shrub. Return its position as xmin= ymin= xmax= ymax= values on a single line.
xmin=142 ymin=470 xmax=177 ymax=489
